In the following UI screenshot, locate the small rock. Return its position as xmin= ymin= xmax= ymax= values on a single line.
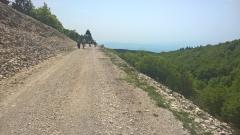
xmin=209 ymin=125 xmax=216 ymax=130
xmin=21 ymin=67 xmax=27 ymax=71
xmin=169 ymin=96 xmax=175 ymax=101
xmin=220 ymin=123 xmax=229 ymax=129
xmin=205 ymin=120 xmax=211 ymax=124
xmin=194 ymin=117 xmax=201 ymax=123
xmin=197 ymin=110 xmax=209 ymax=120
xmin=165 ymin=89 xmax=172 ymax=94
xmin=220 ymin=131 xmax=226 ymax=135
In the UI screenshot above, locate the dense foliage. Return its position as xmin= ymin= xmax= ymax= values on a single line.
xmin=5 ymin=0 xmax=95 ymax=42
xmin=119 ymin=39 xmax=240 ymax=129
xmin=0 ymin=0 xmax=10 ymax=5
xmin=11 ymin=0 xmax=34 ymax=16
xmin=31 ymin=2 xmax=64 ymax=33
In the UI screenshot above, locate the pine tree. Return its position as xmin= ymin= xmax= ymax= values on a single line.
xmin=85 ymin=29 xmax=93 ymax=42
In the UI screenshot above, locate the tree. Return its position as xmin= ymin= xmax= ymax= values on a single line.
xmin=11 ymin=0 xmax=35 ymax=16
xmin=85 ymin=29 xmax=93 ymax=42
xmin=32 ymin=2 xmax=64 ymax=33
xmin=221 ymin=91 xmax=240 ymax=128
xmin=0 ymin=0 xmax=10 ymax=5
xmin=63 ymin=29 xmax=82 ymax=41
xmin=32 ymin=2 xmax=51 ymax=24
xmin=48 ymin=14 xmax=64 ymax=33
xmin=177 ymin=72 xmax=195 ymax=98
xmin=85 ymin=29 xmax=91 ymax=37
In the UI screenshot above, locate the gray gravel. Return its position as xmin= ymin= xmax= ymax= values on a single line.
xmin=0 ymin=46 xmax=189 ymax=135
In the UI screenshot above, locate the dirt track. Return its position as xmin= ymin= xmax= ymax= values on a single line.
xmin=0 ymin=46 xmax=189 ymax=135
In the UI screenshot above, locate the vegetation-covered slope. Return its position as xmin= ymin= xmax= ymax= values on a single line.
xmin=118 ymin=39 xmax=240 ymax=129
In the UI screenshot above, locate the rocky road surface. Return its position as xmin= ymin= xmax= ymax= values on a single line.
xmin=0 ymin=46 xmax=188 ymax=135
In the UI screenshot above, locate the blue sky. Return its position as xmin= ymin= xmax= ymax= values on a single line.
xmin=12 ymin=0 xmax=240 ymax=52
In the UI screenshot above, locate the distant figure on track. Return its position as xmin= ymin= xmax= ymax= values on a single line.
xmin=88 ymin=40 xmax=91 ymax=47
xmin=82 ymin=38 xmax=86 ymax=49
xmin=94 ymin=42 xmax=97 ymax=47
xmin=77 ymin=39 xmax=80 ymax=49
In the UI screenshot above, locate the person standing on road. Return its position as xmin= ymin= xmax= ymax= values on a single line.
xmin=94 ymin=41 xmax=97 ymax=47
xmin=82 ymin=38 xmax=86 ymax=49
xmin=77 ymin=39 xmax=80 ymax=49
xmin=88 ymin=40 xmax=91 ymax=47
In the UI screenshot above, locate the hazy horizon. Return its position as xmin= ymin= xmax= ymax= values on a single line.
xmin=102 ymin=42 xmax=185 ymax=52
xmin=101 ymin=38 xmax=238 ymax=52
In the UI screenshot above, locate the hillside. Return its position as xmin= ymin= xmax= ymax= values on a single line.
xmin=0 ymin=2 xmax=75 ymax=81
xmin=158 ymin=39 xmax=240 ymax=126
xmin=119 ymin=39 xmax=240 ymax=130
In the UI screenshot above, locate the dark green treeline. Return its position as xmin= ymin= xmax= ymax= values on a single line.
xmin=117 ymin=39 xmax=240 ymax=129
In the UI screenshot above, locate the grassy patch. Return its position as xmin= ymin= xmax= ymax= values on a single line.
xmin=171 ymin=111 xmax=198 ymax=135
xmin=100 ymin=48 xmax=129 ymax=69
xmin=121 ymin=67 xmax=168 ymax=108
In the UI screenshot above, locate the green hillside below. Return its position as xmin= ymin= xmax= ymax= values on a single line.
xmin=115 ymin=39 xmax=240 ymax=130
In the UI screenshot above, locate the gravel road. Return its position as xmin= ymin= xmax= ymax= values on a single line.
xmin=0 ymin=46 xmax=189 ymax=135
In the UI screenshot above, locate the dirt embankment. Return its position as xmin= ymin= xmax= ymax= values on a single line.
xmin=0 ymin=2 xmax=75 ymax=80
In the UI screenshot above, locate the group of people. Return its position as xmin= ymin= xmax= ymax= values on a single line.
xmin=76 ymin=39 xmax=97 ymax=49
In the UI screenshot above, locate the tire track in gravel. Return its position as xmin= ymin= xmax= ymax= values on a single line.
xmin=0 ymin=46 xmax=189 ymax=135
